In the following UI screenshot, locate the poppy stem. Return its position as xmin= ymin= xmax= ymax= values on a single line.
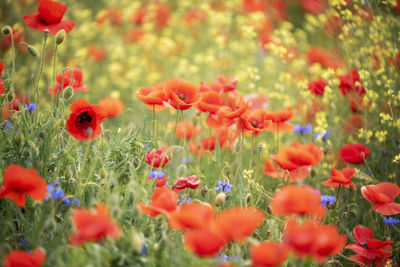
xmin=250 ymin=134 xmax=254 ymax=169
xmin=152 ymin=104 xmax=156 ymax=137
xmin=9 ymin=29 xmax=15 ymax=92
xmin=34 ymin=30 xmax=49 ymax=124
xmin=52 ymin=43 xmax=59 ymax=112
xmin=335 ymin=185 xmax=342 ymax=208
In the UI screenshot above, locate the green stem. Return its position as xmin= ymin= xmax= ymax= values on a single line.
xmin=52 ymin=43 xmax=59 ymax=113
xmin=152 ymin=104 xmax=156 ymax=137
xmin=34 ymin=31 xmax=49 ymax=124
xmin=10 ymin=29 xmax=15 ymax=92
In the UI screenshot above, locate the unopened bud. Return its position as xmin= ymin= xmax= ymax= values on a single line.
xmin=310 ymin=169 xmax=316 ymax=178
xmin=99 ymin=168 xmax=108 ymax=179
xmin=1 ymin=26 xmax=11 ymax=35
xmin=27 ymin=45 xmax=39 ymax=58
xmin=130 ymin=230 xmax=144 ymax=252
xmin=201 ymin=185 xmax=208 ymax=196
xmin=6 ymin=91 xmax=14 ymax=102
xmin=43 ymin=29 xmax=50 ymax=38
xmin=215 ymin=192 xmax=226 ymax=206
xmin=55 ymin=29 xmax=66 ymax=44
xmin=15 ymin=132 xmax=24 ymax=146
xmin=62 ymin=86 xmax=74 ymax=100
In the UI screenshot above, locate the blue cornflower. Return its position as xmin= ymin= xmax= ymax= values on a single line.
xmin=218 ymin=253 xmax=240 ymax=262
xmin=149 ymin=171 xmax=165 ymax=179
xmin=384 ymin=217 xmax=400 ymax=226
xmin=25 ymin=103 xmax=37 ymax=112
xmin=180 ymin=157 xmax=193 ymax=164
xmin=178 ymin=197 xmax=192 ymax=205
xmin=320 ymin=195 xmax=337 ymax=207
xmin=314 ymin=130 xmax=330 ymax=141
xmin=5 ymin=121 xmax=11 ymax=131
xmin=45 ymin=181 xmax=65 ymax=200
xmin=140 ymin=246 xmax=147 ymax=255
xmin=214 ymin=181 xmax=233 ymax=193
xmin=20 ymin=238 xmax=26 ymax=245
xmin=293 ymin=123 xmax=312 ymax=135
xmin=64 ymin=197 xmax=80 ymax=206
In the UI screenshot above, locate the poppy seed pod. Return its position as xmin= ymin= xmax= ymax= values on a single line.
xmin=215 ymin=192 xmax=226 ymax=206
xmin=55 ymin=29 xmax=66 ymax=44
xmin=1 ymin=25 xmax=12 ymax=35
xmin=6 ymin=91 xmax=14 ymax=102
xmin=27 ymin=45 xmax=39 ymax=58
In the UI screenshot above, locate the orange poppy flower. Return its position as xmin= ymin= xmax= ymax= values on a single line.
xmin=154 ymin=3 xmax=171 ymax=30
xmin=0 ymin=164 xmax=47 ymax=207
xmin=211 ymin=207 xmax=265 ymax=242
xmin=217 ymin=75 xmax=238 ymax=92
xmin=183 ymin=229 xmax=226 ymax=257
xmin=196 ymin=91 xmax=223 ymax=114
xmin=244 ymin=93 xmax=269 ymax=110
xmin=274 ymin=141 xmax=323 ymax=171
xmin=262 ymin=158 xmax=310 ymax=182
xmin=201 ymin=136 xmax=217 ymax=151
xmin=199 ymin=81 xmax=223 ymax=93
xmin=265 ymin=107 xmax=295 ymax=132
xmin=163 ymin=78 xmax=200 ymax=110
xmin=206 ymin=111 xmax=236 ymax=128
xmin=345 ymin=115 xmax=364 ymax=135
xmin=3 ymin=248 xmax=46 ymax=267
xmin=219 ymin=96 xmax=249 ymax=119
xmin=322 ymin=166 xmax=357 ymax=190
xmin=306 ymin=46 xmax=345 ymax=70
xmin=66 ymin=99 xmax=106 ymax=141
xmin=175 ymin=119 xmax=202 ymax=139
xmin=87 ymin=45 xmax=107 ymax=62
xmin=98 ymin=97 xmax=125 ymax=118
xmin=96 ymin=8 xmax=123 ymax=27
xmin=284 ymin=218 xmax=346 ymax=262
xmin=130 ymin=7 xmax=147 ymax=25
xmin=169 ymin=203 xmax=214 ymax=231
xmin=240 ymin=109 xmax=272 ymax=133
xmin=70 ymin=203 xmax=121 ymax=246
xmin=122 ymin=29 xmax=146 ymax=44
xmin=361 ymin=182 xmax=400 ymax=215
xmin=134 ymin=84 xmax=166 ymax=110
xmin=183 ymin=8 xmax=208 ymax=26
xmin=215 ymin=126 xmax=239 ymax=149
xmin=270 ymin=185 xmax=325 ymax=218
xmin=138 ymin=187 xmax=178 ymax=217
xmin=250 ymin=241 xmax=289 ymax=267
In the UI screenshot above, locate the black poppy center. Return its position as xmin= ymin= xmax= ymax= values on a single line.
xmin=77 ymin=111 xmax=92 ymax=124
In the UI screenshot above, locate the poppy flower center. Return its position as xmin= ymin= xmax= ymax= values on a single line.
xmin=250 ymin=120 xmax=260 ymax=128
xmin=178 ymin=93 xmax=187 ymax=102
xmin=76 ymin=111 xmax=92 ymax=125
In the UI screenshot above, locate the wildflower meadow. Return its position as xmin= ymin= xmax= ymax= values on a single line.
xmin=1 ymin=0 xmax=400 ymax=266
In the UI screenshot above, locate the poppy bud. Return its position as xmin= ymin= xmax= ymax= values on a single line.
xmin=27 ymin=140 xmax=40 ymax=158
xmin=246 ymin=193 xmax=252 ymax=205
xmin=6 ymin=91 xmax=14 ymax=102
xmin=44 ymin=218 xmax=57 ymax=233
xmin=215 ymin=192 xmax=226 ymax=206
xmin=15 ymin=132 xmax=24 ymax=146
xmin=62 ymin=86 xmax=74 ymax=100
xmin=310 ymin=169 xmax=316 ymax=178
xmin=99 ymin=168 xmax=108 ymax=179
xmin=27 ymin=45 xmax=39 ymax=58
xmin=201 ymin=185 xmax=208 ymax=196
xmin=258 ymin=144 xmax=264 ymax=152
xmin=43 ymin=29 xmax=50 ymax=38
xmin=1 ymin=25 xmax=11 ymax=35
xmin=130 ymin=230 xmax=144 ymax=252
xmin=55 ymin=29 xmax=66 ymax=44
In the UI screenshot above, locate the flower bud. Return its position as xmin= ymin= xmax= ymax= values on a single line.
xmin=55 ymin=29 xmax=66 ymax=44
xmin=99 ymin=168 xmax=108 ymax=179
xmin=15 ymin=132 xmax=24 ymax=146
xmin=215 ymin=192 xmax=226 ymax=206
xmin=130 ymin=230 xmax=144 ymax=253
xmin=62 ymin=86 xmax=74 ymax=100
xmin=43 ymin=29 xmax=50 ymax=38
xmin=1 ymin=26 xmax=11 ymax=35
xmin=27 ymin=45 xmax=39 ymax=58
xmin=6 ymin=91 xmax=14 ymax=102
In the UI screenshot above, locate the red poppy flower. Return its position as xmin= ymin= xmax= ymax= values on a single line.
xmin=322 ymin=166 xmax=357 ymax=190
xmin=66 ymin=99 xmax=106 ymax=141
xmin=345 ymin=225 xmax=394 ymax=266
xmin=1 ymin=26 xmax=24 ymax=53
xmin=308 ymin=79 xmax=327 ymax=96
xmin=338 ymin=69 xmax=366 ymax=96
xmin=183 ymin=8 xmax=208 ymax=26
xmin=175 ymin=119 xmax=201 ymax=139
xmin=154 ymin=3 xmax=171 ymax=30
xmin=98 ymin=97 xmax=125 ymax=118
xmin=96 ymin=8 xmax=123 ymax=27
xmin=199 ymin=81 xmax=223 ymax=93
xmin=361 ymin=182 xmax=400 ymax=215
xmin=300 ymin=0 xmax=325 ymax=14
xmin=49 ymin=68 xmax=89 ymax=96
xmin=339 ymin=143 xmax=370 ymax=164
xmin=242 ymin=0 xmax=267 ymax=13
xmin=265 ymin=107 xmax=295 ymax=132
xmin=273 ymin=141 xmax=323 ymax=171
xmin=3 ymin=248 xmax=46 ymax=267
xmin=23 ymin=0 xmax=76 ymax=35
xmin=163 ymin=78 xmax=200 ymax=110
xmin=217 ymin=75 xmax=238 ymax=92
xmin=144 ymin=149 xmax=169 ymax=168
xmin=240 ymin=109 xmax=272 ymax=133
xmin=270 ymin=185 xmax=325 ymax=219
xmin=215 ymin=126 xmax=239 ymax=149
xmin=0 ymin=164 xmax=47 ymax=207
xmin=148 ymin=172 xmax=168 ymax=187
xmin=306 ymin=46 xmax=345 ymax=70
xmin=244 ymin=93 xmax=269 ymax=110
xmin=70 ymin=203 xmax=121 ymax=246
xmin=284 ymin=218 xmax=346 ymax=262
xmin=262 ymin=158 xmax=310 ymax=182
xmin=134 ymin=83 xmax=166 ymax=110
xmin=138 ymin=187 xmax=178 ymax=217
xmin=122 ymin=29 xmax=146 ymax=44
xmin=211 ymin=207 xmax=265 ymax=242
xmin=173 ymin=175 xmax=201 ymax=192
xmin=196 ymin=91 xmax=223 ymax=114
xmin=219 ymin=96 xmax=249 ymax=119
xmin=250 ymin=241 xmax=289 ymax=267
xmin=183 ymin=229 xmax=226 ymax=257
xmin=87 ymin=45 xmax=107 ymax=62
xmin=169 ymin=203 xmax=214 ymax=230
xmin=130 ymin=8 xmax=148 ymax=25
xmin=345 ymin=115 xmax=364 ymax=135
